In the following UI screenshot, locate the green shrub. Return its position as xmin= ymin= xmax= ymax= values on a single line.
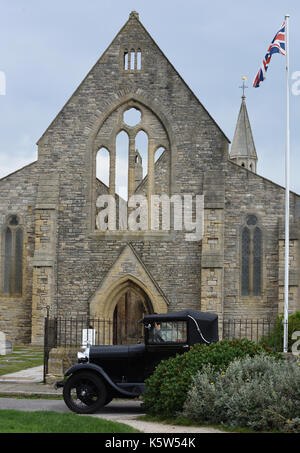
xmin=260 ymin=312 xmax=300 ymax=352
xmin=182 ymin=354 xmax=300 ymax=432
xmin=142 ymin=339 xmax=282 ymax=417
xmin=283 ymin=417 xmax=300 ymax=433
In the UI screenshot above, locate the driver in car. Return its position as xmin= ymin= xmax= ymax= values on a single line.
xmin=152 ymin=322 xmax=165 ymax=343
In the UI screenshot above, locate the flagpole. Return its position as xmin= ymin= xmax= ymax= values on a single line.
xmin=283 ymin=14 xmax=290 ymax=353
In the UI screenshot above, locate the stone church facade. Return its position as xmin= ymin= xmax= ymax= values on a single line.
xmin=0 ymin=12 xmax=299 ymax=345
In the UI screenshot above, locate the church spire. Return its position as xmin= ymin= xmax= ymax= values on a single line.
xmin=230 ymin=76 xmax=258 ymax=173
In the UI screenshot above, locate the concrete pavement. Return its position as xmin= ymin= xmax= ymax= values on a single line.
xmin=0 ymin=364 xmax=61 ymax=397
xmin=0 ymin=365 xmax=44 ymax=384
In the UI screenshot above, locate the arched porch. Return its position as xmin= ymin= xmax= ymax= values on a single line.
xmin=89 ymin=273 xmax=168 ymax=344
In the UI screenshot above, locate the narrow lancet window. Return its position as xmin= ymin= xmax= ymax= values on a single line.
xmin=241 ymin=227 xmax=250 ymax=296
xmin=135 ymin=130 xmax=148 ymax=180
xmin=96 ymin=147 xmax=110 ymax=188
xmin=253 ymin=227 xmax=262 ymax=296
xmin=4 ymin=227 xmax=12 ymax=293
xmin=15 ymin=228 xmax=23 ymax=294
xmin=241 ymin=216 xmax=262 ymax=297
xmin=137 ymin=49 xmax=142 ymax=70
xmin=3 ymin=215 xmax=23 ymax=295
xmin=116 ymin=131 xmax=129 ymax=200
xmin=124 ymin=51 xmax=129 ymax=70
xmin=130 ymin=49 xmax=135 ymax=70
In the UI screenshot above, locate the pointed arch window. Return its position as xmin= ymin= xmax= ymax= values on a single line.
xmin=241 ymin=215 xmax=262 ymax=296
xmin=116 ymin=130 xmax=129 ymax=200
xmin=96 ymin=147 xmax=110 ymax=188
xmin=253 ymin=227 xmax=262 ymax=296
xmin=94 ymin=102 xmax=170 ymax=232
xmin=135 ymin=130 xmax=148 ymax=184
xmin=3 ymin=215 xmax=23 ymax=295
xmin=241 ymin=227 xmax=250 ymax=296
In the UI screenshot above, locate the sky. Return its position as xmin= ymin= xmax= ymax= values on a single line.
xmin=0 ymin=0 xmax=300 ymax=194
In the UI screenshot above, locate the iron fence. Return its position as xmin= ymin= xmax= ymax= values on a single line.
xmin=222 ymin=318 xmax=276 ymax=342
xmin=222 ymin=318 xmax=300 ymax=351
xmin=44 ymin=316 xmax=300 ymax=348
xmin=44 ymin=317 xmax=115 ymax=349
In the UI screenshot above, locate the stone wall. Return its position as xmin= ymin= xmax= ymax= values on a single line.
xmin=46 ymin=347 xmax=78 ymax=384
xmin=1 ymin=12 xmax=300 ymax=348
xmin=0 ymin=162 xmax=39 ymax=343
xmin=223 ymin=160 xmax=300 ymax=320
xmin=35 ymin=12 xmax=229 ymax=323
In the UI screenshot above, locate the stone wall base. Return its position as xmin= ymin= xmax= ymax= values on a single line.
xmin=46 ymin=347 xmax=78 ymax=384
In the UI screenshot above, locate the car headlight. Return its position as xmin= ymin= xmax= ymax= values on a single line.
xmin=77 ymin=345 xmax=90 ymax=363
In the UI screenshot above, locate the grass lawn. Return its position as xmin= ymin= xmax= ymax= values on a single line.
xmin=0 ymin=410 xmax=141 ymax=433
xmin=0 ymin=346 xmax=44 ymax=376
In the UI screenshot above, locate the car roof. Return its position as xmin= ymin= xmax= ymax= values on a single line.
xmin=140 ymin=309 xmax=218 ymax=323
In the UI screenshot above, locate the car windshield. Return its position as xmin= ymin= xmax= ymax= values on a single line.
xmin=148 ymin=321 xmax=187 ymax=344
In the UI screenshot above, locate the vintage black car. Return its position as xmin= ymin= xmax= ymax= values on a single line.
xmin=56 ymin=310 xmax=218 ymax=414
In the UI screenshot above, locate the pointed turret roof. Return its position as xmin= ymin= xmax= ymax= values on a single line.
xmin=230 ymin=96 xmax=257 ymax=160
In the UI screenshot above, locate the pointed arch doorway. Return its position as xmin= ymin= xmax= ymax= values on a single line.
xmin=113 ymin=280 xmax=153 ymax=344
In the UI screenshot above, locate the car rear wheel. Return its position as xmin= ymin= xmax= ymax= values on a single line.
xmin=63 ymin=371 xmax=107 ymax=414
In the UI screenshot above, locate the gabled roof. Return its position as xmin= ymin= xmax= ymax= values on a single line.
xmin=37 ymin=11 xmax=230 ymax=145
xmin=0 ymin=161 xmax=37 ymax=183
xmin=230 ymin=96 xmax=257 ymax=160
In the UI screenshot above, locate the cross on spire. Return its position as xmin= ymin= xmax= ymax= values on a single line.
xmin=239 ymin=76 xmax=248 ymax=99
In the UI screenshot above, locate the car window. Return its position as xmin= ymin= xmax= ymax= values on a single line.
xmin=148 ymin=321 xmax=187 ymax=344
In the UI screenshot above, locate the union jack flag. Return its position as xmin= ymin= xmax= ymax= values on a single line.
xmin=253 ymin=21 xmax=286 ymax=88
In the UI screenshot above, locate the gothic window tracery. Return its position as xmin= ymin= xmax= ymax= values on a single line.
xmin=241 ymin=215 xmax=262 ymax=297
xmin=94 ymin=102 xmax=170 ymax=231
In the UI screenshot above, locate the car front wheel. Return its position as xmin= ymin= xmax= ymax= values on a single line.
xmin=63 ymin=371 xmax=107 ymax=414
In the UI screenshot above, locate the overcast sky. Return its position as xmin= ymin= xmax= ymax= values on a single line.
xmin=0 ymin=0 xmax=300 ymax=193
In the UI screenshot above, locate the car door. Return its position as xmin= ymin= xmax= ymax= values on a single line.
xmin=144 ymin=320 xmax=189 ymax=379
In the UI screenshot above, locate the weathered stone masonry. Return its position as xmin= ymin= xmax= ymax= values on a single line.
xmin=0 ymin=12 xmax=299 ymax=345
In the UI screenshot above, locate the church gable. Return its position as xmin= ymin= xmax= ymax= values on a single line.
xmin=37 ymin=11 xmax=228 ymax=158
xmin=34 ymin=11 xmax=231 ymax=246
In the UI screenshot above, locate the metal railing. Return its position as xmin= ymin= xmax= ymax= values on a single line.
xmin=43 ymin=315 xmax=300 ymax=381
xmin=222 ymin=318 xmax=300 ymax=351
xmin=223 ymin=318 xmax=276 ymax=342
xmin=44 ymin=316 xmax=300 ymax=348
xmin=44 ymin=317 xmax=115 ymax=348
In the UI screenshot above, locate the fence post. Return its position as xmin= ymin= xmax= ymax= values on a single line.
xmin=43 ymin=315 xmax=49 ymax=383
xmin=43 ymin=313 xmax=57 ymax=383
